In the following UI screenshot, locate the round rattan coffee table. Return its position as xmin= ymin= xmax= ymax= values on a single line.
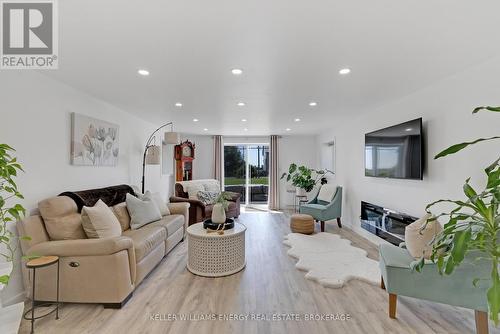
xmin=187 ymin=222 xmax=246 ymax=277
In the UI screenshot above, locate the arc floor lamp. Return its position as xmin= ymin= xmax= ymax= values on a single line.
xmin=141 ymin=122 xmax=179 ymax=193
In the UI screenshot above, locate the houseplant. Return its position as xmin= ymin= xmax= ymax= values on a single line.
xmin=211 ymin=192 xmax=232 ymax=224
xmin=281 ymin=163 xmax=333 ymax=195
xmin=0 ymin=144 xmax=26 ymax=289
xmin=415 ymin=106 xmax=500 ymax=324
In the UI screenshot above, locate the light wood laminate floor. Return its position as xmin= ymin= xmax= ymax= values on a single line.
xmin=18 ymin=212 xmax=499 ymax=334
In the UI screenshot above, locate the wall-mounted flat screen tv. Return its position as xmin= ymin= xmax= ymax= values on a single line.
xmin=365 ymin=118 xmax=423 ymax=180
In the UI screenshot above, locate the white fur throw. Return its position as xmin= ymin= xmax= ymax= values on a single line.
xmin=283 ymin=232 xmax=380 ymax=288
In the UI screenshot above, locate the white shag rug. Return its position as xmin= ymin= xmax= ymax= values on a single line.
xmin=283 ymin=232 xmax=380 ymax=288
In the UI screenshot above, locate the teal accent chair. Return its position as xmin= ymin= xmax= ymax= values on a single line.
xmin=299 ymin=185 xmax=342 ymax=232
xmin=379 ymin=243 xmax=490 ymax=334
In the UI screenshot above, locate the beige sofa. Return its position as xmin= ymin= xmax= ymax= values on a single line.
xmin=16 ymin=191 xmax=189 ymax=308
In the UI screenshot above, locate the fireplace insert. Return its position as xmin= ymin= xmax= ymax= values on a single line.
xmin=360 ymin=201 xmax=417 ymax=245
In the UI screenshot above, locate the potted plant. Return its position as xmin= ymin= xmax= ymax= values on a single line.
xmin=211 ymin=192 xmax=232 ymax=224
xmin=0 ymin=144 xmax=26 ymax=291
xmin=0 ymin=144 xmax=27 ymax=334
xmin=281 ymin=163 xmax=333 ymax=196
xmin=415 ymin=106 xmax=500 ymax=324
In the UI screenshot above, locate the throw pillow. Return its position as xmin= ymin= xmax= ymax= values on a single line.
xmin=197 ymin=191 xmax=219 ymax=205
xmin=317 ymin=184 xmax=337 ymax=204
xmin=204 ymin=181 xmax=221 ymax=193
xmin=126 ymin=193 xmax=162 ymax=229
xmin=139 ymin=191 xmax=170 ymax=216
xmin=81 ymin=200 xmax=122 ymax=239
xmin=38 ymin=196 xmax=86 ymax=240
xmin=186 ymin=183 xmax=205 ymax=200
xmin=112 ymin=202 xmax=131 ymax=231
xmin=405 ymin=213 xmax=443 ymax=259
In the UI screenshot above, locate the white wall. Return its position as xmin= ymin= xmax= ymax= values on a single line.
xmin=316 ymin=57 xmax=500 ymax=244
xmin=177 ymin=134 xmax=214 ymax=181
xmin=0 ymin=71 xmax=169 ymax=305
xmin=279 ymin=135 xmax=318 ymax=209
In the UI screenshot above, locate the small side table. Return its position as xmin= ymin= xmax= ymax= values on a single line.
xmin=295 ymin=194 xmax=308 ymax=213
xmin=24 ymin=256 xmax=60 ymax=334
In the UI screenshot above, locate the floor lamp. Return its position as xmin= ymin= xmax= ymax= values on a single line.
xmin=141 ymin=122 xmax=179 ymax=193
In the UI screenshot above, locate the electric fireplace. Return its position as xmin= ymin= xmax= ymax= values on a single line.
xmin=360 ymin=201 xmax=417 ymax=245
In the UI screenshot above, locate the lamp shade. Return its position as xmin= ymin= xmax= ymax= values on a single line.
xmin=145 ymin=145 xmax=161 ymax=165
xmin=164 ymin=132 xmax=179 ymax=144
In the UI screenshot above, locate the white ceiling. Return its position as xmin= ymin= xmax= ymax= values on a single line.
xmin=46 ymin=0 xmax=500 ymax=135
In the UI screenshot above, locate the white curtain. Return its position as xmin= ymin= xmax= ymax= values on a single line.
xmin=213 ymin=135 xmax=224 ymax=189
xmin=269 ymin=135 xmax=280 ymax=210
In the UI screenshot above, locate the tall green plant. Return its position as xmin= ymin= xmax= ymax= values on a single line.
xmin=415 ymin=106 xmax=500 ymax=324
xmin=280 ymin=163 xmax=333 ymax=192
xmin=0 ymin=144 xmax=26 ymax=286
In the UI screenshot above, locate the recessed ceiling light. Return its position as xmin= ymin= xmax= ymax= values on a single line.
xmin=286 ymin=128 xmax=291 ymax=132
xmin=309 ymin=102 xmax=318 ymax=107
xmin=237 ymin=102 xmax=246 ymax=107
xmin=294 ymin=118 xmax=301 ymax=122
xmin=193 ymin=118 xmax=199 ymax=122
xmin=203 ymin=128 xmax=208 ymax=131
xmin=138 ymin=69 xmax=150 ymax=76
xmin=244 ymin=128 xmax=248 ymax=131
xmin=241 ymin=118 xmax=247 ymax=122
xmin=231 ymin=68 xmax=243 ymax=75
xmin=175 ymin=102 xmax=183 ymax=107
xmin=339 ymin=68 xmax=351 ymax=75
xmin=405 ymin=128 xmax=413 ymax=132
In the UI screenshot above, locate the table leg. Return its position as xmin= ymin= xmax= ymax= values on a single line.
xmin=56 ymin=260 xmax=60 ymax=320
xmin=31 ymin=268 xmax=35 ymax=334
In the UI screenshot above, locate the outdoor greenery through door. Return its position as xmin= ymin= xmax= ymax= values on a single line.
xmin=224 ymin=144 xmax=269 ymax=206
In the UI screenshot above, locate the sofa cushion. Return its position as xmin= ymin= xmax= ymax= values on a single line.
xmin=140 ymin=191 xmax=170 ymax=216
xmin=405 ymin=213 xmax=442 ymax=259
xmin=81 ymin=200 xmax=122 ymax=239
xmin=112 ymin=202 xmax=131 ymax=231
xmin=204 ymin=180 xmax=221 ymax=193
xmin=185 ymin=183 xmax=205 ymax=200
xmin=126 ymin=193 xmax=162 ymax=229
xmin=122 ymin=226 xmax=166 ymax=262
xmin=38 ymin=196 xmax=86 ymax=240
xmin=146 ymin=215 xmax=184 ymax=237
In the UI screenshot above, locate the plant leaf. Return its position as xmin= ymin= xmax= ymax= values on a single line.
xmin=487 ymin=266 xmax=500 ymax=325
xmin=450 ymin=228 xmax=471 ymax=264
xmin=0 ymin=274 xmax=9 ymax=285
xmin=473 ymin=106 xmax=500 ymax=114
xmin=435 ymin=136 xmax=500 ymax=159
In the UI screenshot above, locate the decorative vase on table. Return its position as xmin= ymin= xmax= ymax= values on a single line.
xmin=211 ymin=203 xmax=226 ymax=224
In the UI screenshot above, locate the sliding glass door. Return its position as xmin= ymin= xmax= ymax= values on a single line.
xmin=224 ymin=144 xmax=269 ymax=207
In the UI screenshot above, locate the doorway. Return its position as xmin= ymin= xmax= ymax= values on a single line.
xmin=223 ymin=144 xmax=269 ymax=209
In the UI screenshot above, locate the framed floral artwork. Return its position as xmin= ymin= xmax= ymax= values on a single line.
xmin=71 ymin=113 xmax=119 ymax=166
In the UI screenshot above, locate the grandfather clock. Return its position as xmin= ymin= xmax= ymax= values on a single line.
xmin=175 ymin=140 xmax=195 ymax=181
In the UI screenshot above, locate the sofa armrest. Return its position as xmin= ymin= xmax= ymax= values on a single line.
xmin=225 ymin=191 xmax=241 ymax=202
xmin=168 ymin=202 xmax=190 ymax=235
xmin=169 ymin=196 xmax=205 ymax=208
xmin=27 ymin=236 xmax=134 ymax=257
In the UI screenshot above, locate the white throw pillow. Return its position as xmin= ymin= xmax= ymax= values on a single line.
xmin=186 ymin=183 xmax=205 ymax=200
xmin=81 ymin=199 xmax=122 ymax=239
xmin=204 ymin=181 xmax=221 ymax=193
xmin=140 ymin=191 xmax=170 ymax=216
xmin=126 ymin=193 xmax=162 ymax=229
xmin=317 ymin=184 xmax=337 ymax=203
xmin=405 ymin=213 xmax=443 ymax=259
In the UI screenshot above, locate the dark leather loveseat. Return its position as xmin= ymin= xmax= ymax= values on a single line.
xmin=169 ymin=180 xmax=241 ymax=225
